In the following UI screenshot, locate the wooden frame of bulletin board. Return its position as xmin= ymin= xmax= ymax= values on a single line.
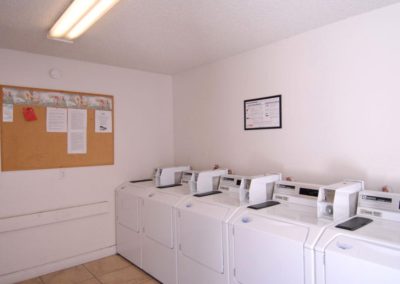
xmin=0 ymin=85 xmax=114 ymax=171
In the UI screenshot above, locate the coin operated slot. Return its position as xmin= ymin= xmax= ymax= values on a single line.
xmin=318 ymin=188 xmax=336 ymax=219
xmin=318 ymin=181 xmax=363 ymax=220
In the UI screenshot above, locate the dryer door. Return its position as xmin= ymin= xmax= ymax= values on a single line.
xmin=324 ymin=235 xmax=400 ymax=284
xmin=232 ymin=213 xmax=308 ymax=284
xmin=116 ymin=190 xmax=140 ymax=232
xmin=143 ymin=192 xmax=180 ymax=248
xmin=178 ymin=200 xmax=230 ymax=273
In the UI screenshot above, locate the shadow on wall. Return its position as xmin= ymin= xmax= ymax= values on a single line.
xmin=177 ymin=153 xmax=400 ymax=192
xmin=279 ymin=159 xmax=367 ymax=186
xmin=226 ymin=154 xmax=285 ymax=177
xmin=325 ymin=159 xmax=400 ymax=192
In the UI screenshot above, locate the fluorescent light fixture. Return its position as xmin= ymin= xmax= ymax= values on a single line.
xmin=48 ymin=0 xmax=119 ymax=42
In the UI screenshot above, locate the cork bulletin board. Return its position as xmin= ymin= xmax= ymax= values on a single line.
xmin=0 ymin=85 xmax=114 ymax=171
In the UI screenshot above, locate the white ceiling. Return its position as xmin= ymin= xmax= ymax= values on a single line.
xmin=0 ymin=0 xmax=399 ymax=74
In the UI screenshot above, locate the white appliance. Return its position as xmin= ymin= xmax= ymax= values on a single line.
xmin=228 ymin=180 xmax=363 ymax=284
xmin=176 ymin=173 xmax=281 ymax=284
xmin=315 ymin=190 xmax=400 ymax=284
xmin=154 ymin=166 xmax=190 ymax=187
xmin=317 ymin=180 xmax=363 ymax=221
xmin=116 ymin=166 xmax=190 ymax=268
xmin=141 ymin=169 xmax=228 ymax=284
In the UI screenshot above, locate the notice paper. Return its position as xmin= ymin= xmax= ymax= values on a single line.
xmin=67 ymin=108 xmax=87 ymax=154
xmin=95 ymin=110 xmax=112 ymax=133
xmin=46 ymin=107 xmax=67 ymax=132
xmin=2 ymin=104 xmax=13 ymax=122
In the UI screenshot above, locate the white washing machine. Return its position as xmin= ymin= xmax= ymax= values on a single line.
xmin=141 ymin=169 xmax=228 ymax=284
xmin=228 ymin=180 xmax=363 ymax=284
xmin=176 ymin=173 xmax=281 ymax=284
xmin=116 ymin=166 xmax=190 ymax=268
xmin=315 ymin=190 xmax=400 ymax=284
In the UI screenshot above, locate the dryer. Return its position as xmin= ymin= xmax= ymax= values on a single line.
xmin=116 ymin=166 xmax=190 ymax=268
xmin=315 ymin=190 xmax=400 ymax=284
xmin=141 ymin=169 xmax=228 ymax=284
xmin=228 ymin=180 xmax=363 ymax=284
xmin=176 ymin=173 xmax=281 ymax=284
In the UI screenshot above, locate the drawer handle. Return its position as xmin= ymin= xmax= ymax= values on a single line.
xmin=148 ymin=193 xmax=154 ymax=198
xmin=186 ymin=203 xmax=192 ymax=208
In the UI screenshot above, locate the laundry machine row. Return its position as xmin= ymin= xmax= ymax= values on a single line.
xmin=228 ymin=179 xmax=363 ymax=284
xmin=116 ymin=166 xmax=233 ymax=283
xmin=116 ymin=166 xmax=284 ymax=284
xmin=116 ymin=167 xmax=400 ymax=284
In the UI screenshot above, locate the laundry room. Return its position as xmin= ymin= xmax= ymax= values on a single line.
xmin=0 ymin=1 xmax=399 ymax=284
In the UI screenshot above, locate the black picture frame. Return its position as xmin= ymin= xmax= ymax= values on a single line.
xmin=244 ymin=95 xmax=282 ymax=130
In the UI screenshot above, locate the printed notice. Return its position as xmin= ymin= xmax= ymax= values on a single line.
xmin=2 ymin=104 xmax=13 ymax=122
xmin=68 ymin=131 xmax=86 ymax=154
xmin=245 ymin=95 xmax=281 ymax=129
xmin=46 ymin=107 xmax=67 ymax=132
xmin=67 ymin=108 xmax=87 ymax=154
xmin=95 ymin=110 xmax=112 ymax=133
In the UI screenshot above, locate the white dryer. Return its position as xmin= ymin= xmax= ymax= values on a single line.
xmin=176 ymin=173 xmax=281 ymax=284
xmin=141 ymin=169 xmax=228 ymax=284
xmin=116 ymin=180 xmax=155 ymax=268
xmin=315 ymin=190 xmax=400 ymax=284
xmin=228 ymin=180 xmax=363 ymax=284
xmin=116 ymin=166 xmax=190 ymax=268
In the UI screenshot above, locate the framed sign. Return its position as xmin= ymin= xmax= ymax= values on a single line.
xmin=244 ymin=95 xmax=282 ymax=130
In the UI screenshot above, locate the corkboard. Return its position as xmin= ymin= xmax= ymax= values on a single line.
xmin=0 ymin=85 xmax=114 ymax=171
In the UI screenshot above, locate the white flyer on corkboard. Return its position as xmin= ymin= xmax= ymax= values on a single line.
xmin=95 ymin=110 xmax=112 ymax=133
xmin=67 ymin=108 xmax=87 ymax=154
xmin=2 ymin=104 xmax=13 ymax=122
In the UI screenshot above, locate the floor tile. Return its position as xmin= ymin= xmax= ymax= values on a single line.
xmin=136 ymin=278 xmax=161 ymax=284
xmin=40 ymin=265 xmax=93 ymax=284
xmin=84 ymin=255 xmax=130 ymax=277
xmin=16 ymin=278 xmax=43 ymax=284
xmin=80 ymin=279 xmax=101 ymax=284
xmin=98 ymin=266 xmax=150 ymax=284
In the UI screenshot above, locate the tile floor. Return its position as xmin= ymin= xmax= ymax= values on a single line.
xmin=16 ymin=255 xmax=160 ymax=284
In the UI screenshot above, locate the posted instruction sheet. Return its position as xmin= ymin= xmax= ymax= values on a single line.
xmin=67 ymin=108 xmax=87 ymax=154
xmin=2 ymin=104 xmax=13 ymax=122
xmin=46 ymin=107 xmax=67 ymax=132
xmin=245 ymin=96 xmax=281 ymax=129
xmin=95 ymin=110 xmax=112 ymax=133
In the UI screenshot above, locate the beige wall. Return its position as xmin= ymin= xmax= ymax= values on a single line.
xmin=173 ymin=3 xmax=400 ymax=191
xmin=0 ymin=48 xmax=174 ymax=280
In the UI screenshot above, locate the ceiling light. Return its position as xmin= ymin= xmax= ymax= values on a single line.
xmin=48 ymin=0 xmax=120 ymax=42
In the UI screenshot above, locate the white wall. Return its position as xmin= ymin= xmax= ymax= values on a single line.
xmin=0 ymin=49 xmax=174 ymax=280
xmin=173 ymin=3 xmax=400 ymax=191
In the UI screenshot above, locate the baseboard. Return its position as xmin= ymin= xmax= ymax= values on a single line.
xmin=0 ymin=245 xmax=116 ymax=284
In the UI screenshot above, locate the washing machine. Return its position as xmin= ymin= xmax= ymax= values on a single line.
xmin=315 ymin=190 xmax=400 ymax=284
xmin=176 ymin=173 xmax=281 ymax=284
xmin=116 ymin=166 xmax=190 ymax=268
xmin=228 ymin=180 xmax=363 ymax=284
xmin=141 ymin=169 xmax=228 ymax=284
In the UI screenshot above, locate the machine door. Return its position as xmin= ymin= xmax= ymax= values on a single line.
xmin=143 ymin=192 xmax=179 ymax=249
xmin=116 ymin=190 xmax=140 ymax=232
xmin=178 ymin=201 xmax=230 ymax=273
xmin=232 ymin=214 xmax=308 ymax=284
xmin=324 ymin=235 xmax=400 ymax=284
